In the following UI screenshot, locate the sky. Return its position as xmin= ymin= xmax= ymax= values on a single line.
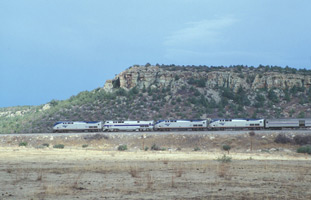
xmin=1 ymin=0 xmax=311 ymax=107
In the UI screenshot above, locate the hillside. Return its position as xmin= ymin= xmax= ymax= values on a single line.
xmin=1 ymin=64 xmax=311 ymax=133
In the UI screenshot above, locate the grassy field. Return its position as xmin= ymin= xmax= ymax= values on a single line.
xmin=0 ymin=132 xmax=311 ymax=199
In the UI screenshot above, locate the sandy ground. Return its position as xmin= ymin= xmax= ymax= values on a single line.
xmin=1 ymin=132 xmax=311 ymax=199
xmin=1 ymin=147 xmax=311 ymax=200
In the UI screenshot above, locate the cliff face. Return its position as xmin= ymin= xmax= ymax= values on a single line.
xmin=1 ymin=65 xmax=311 ymax=134
xmin=104 ymin=65 xmax=311 ymax=92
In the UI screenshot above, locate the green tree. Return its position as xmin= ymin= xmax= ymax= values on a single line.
xmin=222 ymin=144 xmax=231 ymax=154
xmin=268 ymin=89 xmax=279 ymax=103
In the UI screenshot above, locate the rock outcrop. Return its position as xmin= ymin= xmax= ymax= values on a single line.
xmin=104 ymin=65 xmax=311 ymax=92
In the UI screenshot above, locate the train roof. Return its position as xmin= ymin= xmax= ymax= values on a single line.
xmin=155 ymin=119 xmax=206 ymax=124
xmin=53 ymin=121 xmax=102 ymax=126
xmin=210 ymin=118 xmax=264 ymax=122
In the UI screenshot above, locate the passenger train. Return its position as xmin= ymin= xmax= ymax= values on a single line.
xmin=52 ymin=118 xmax=311 ymax=133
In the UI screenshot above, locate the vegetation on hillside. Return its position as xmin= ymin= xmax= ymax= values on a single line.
xmin=1 ymin=64 xmax=311 ymax=133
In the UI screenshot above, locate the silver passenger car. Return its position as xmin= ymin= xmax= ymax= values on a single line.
xmin=103 ymin=120 xmax=154 ymax=131
xmin=265 ymin=118 xmax=311 ymax=129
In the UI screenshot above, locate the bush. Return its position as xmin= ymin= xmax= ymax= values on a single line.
xmin=19 ymin=142 xmax=28 ymax=147
xmin=268 ymin=89 xmax=279 ymax=103
xmin=294 ymin=135 xmax=311 ymax=145
xmin=217 ymin=154 xmax=232 ymax=163
xmin=42 ymin=143 xmax=49 ymax=147
xmin=82 ymin=144 xmax=88 ymax=148
xmin=297 ymin=146 xmax=311 ymax=154
xmin=193 ymin=147 xmax=201 ymax=151
xmin=53 ymin=144 xmax=65 ymax=149
xmin=222 ymin=144 xmax=231 ymax=154
xmin=274 ymin=134 xmax=293 ymax=144
xmin=118 ymin=144 xmax=127 ymax=151
xmin=151 ymin=144 xmax=161 ymax=151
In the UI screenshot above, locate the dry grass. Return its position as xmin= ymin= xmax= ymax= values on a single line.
xmin=163 ymin=159 xmax=169 ymax=165
xmin=174 ymin=168 xmax=183 ymax=177
xmin=1 ymin=131 xmax=311 ymax=200
xmin=216 ymin=163 xmax=231 ymax=180
xmin=129 ymin=166 xmax=140 ymax=178
xmin=11 ymin=168 xmax=30 ymax=185
xmin=36 ymin=169 xmax=43 ymax=181
xmin=145 ymin=173 xmax=153 ymax=190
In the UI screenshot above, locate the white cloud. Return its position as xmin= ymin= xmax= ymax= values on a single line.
xmin=164 ymin=17 xmax=237 ymax=48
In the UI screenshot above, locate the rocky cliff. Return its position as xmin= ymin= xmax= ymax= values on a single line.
xmin=1 ymin=64 xmax=311 ymax=133
xmin=104 ymin=65 xmax=311 ymax=93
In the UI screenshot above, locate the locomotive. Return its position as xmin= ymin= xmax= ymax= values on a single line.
xmin=52 ymin=118 xmax=311 ymax=133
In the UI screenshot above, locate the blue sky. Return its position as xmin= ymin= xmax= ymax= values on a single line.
xmin=1 ymin=0 xmax=311 ymax=107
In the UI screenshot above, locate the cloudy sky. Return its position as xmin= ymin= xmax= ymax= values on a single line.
xmin=1 ymin=0 xmax=311 ymax=107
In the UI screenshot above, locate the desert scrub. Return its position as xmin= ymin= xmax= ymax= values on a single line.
xmin=297 ymin=146 xmax=311 ymax=154
xmin=19 ymin=142 xmax=28 ymax=147
xmin=151 ymin=144 xmax=161 ymax=151
xmin=53 ymin=144 xmax=65 ymax=149
xmin=222 ymin=144 xmax=231 ymax=154
xmin=217 ymin=154 xmax=232 ymax=163
xmin=42 ymin=143 xmax=49 ymax=147
xmin=193 ymin=147 xmax=201 ymax=151
xmin=118 ymin=144 xmax=127 ymax=151
xmin=82 ymin=144 xmax=88 ymax=148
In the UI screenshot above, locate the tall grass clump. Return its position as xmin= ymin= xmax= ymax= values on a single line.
xmin=297 ymin=145 xmax=311 ymax=154
xmin=53 ymin=144 xmax=65 ymax=149
xmin=42 ymin=143 xmax=49 ymax=147
xmin=118 ymin=144 xmax=127 ymax=151
xmin=217 ymin=154 xmax=232 ymax=163
xmin=19 ymin=142 xmax=28 ymax=147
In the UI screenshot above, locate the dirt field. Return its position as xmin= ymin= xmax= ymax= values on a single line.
xmin=1 ymin=132 xmax=311 ymax=199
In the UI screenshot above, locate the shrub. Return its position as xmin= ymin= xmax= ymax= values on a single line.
xmin=274 ymin=134 xmax=293 ymax=144
xmin=151 ymin=144 xmax=161 ymax=151
xmin=82 ymin=144 xmax=88 ymax=148
xmin=118 ymin=144 xmax=127 ymax=151
xmin=53 ymin=144 xmax=65 ymax=149
xmin=19 ymin=142 xmax=28 ymax=147
xmin=144 ymin=146 xmax=149 ymax=151
xmin=193 ymin=147 xmax=201 ymax=151
xmin=217 ymin=154 xmax=232 ymax=163
xmin=297 ymin=146 xmax=311 ymax=154
xmin=268 ymin=89 xmax=279 ymax=103
xmin=294 ymin=135 xmax=311 ymax=145
xmin=222 ymin=144 xmax=231 ymax=154
xmin=42 ymin=143 xmax=49 ymax=147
